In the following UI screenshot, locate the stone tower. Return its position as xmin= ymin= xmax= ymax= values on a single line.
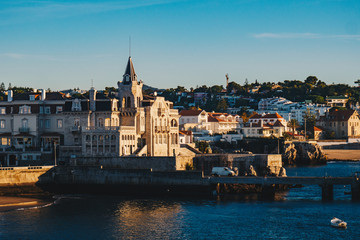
xmin=118 ymin=57 xmax=143 ymax=109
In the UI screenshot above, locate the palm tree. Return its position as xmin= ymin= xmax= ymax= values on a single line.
xmin=287 ymin=119 xmax=299 ymax=139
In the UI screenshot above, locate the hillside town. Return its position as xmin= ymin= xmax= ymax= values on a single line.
xmin=0 ymin=58 xmax=360 ymax=167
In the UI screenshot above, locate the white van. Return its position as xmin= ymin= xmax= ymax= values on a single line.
xmin=211 ymin=167 xmax=235 ymax=177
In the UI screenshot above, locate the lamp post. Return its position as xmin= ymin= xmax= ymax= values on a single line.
xmin=54 ymin=141 xmax=57 ymax=166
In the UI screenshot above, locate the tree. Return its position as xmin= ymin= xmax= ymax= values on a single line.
xmin=216 ymin=99 xmax=228 ymax=112
xmin=8 ymin=83 xmax=12 ymax=90
xmin=287 ymin=119 xmax=299 ymax=139
xmin=305 ymin=76 xmax=318 ymax=86
xmin=303 ymin=113 xmax=316 ymax=139
xmin=0 ymin=82 xmax=5 ymax=91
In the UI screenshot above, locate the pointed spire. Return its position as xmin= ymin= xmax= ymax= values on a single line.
xmin=122 ymin=57 xmax=137 ymax=84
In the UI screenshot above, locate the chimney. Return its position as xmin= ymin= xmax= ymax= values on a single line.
xmin=7 ymin=90 xmax=13 ymax=102
xmin=40 ymin=89 xmax=46 ymax=101
xmin=89 ymin=87 xmax=97 ymax=111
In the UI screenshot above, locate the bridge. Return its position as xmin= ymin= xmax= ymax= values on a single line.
xmin=208 ymin=174 xmax=360 ymax=201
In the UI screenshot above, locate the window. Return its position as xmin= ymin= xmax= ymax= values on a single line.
xmin=0 ymin=108 xmax=5 ymax=114
xmin=39 ymin=120 xmax=43 ymax=128
xmin=56 ymin=106 xmax=63 ymax=113
xmin=74 ymin=118 xmax=80 ymax=126
xmin=57 ymin=119 xmax=63 ymax=128
xmin=0 ymin=120 xmax=5 ymax=129
xmin=29 ymin=95 xmax=35 ymax=101
xmin=45 ymin=119 xmax=50 ymax=128
xmin=45 ymin=107 xmax=51 ymax=114
xmin=72 ymin=100 xmax=82 ymax=111
xmin=98 ymin=118 xmax=104 ymax=127
xmin=19 ymin=105 xmax=31 ymax=114
xmin=22 ymin=119 xmax=28 ymax=128
xmin=40 ymin=106 xmax=44 ymax=114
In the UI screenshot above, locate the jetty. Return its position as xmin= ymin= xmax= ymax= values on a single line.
xmin=209 ymin=175 xmax=360 ymax=201
xmin=0 ymin=166 xmax=359 ymax=201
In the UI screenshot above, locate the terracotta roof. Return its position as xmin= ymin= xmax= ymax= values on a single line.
xmin=314 ymin=126 xmax=324 ymax=132
xmin=250 ymin=112 xmax=284 ymax=120
xmin=286 ymin=132 xmax=303 ymax=137
xmin=179 ymin=130 xmax=192 ymax=135
xmin=179 ymin=109 xmax=204 ymax=116
xmin=273 ymin=120 xmax=285 ymax=127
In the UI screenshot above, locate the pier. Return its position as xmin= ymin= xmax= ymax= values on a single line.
xmin=209 ymin=174 xmax=360 ymax=201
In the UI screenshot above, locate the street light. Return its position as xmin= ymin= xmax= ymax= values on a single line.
xmin=54 ymin=141 xmax=57 ymax=166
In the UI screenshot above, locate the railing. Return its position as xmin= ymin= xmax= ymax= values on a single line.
xmin=19 ymin=127 xmax=30 ymax=133
xmin=71 ymin=126 xmax=81 ymax=132
xmin=84 ymin=126 xmax=120 ymax=131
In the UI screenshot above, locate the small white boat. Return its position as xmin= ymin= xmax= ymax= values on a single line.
xmin=331 ymin=217 xmax=347 ymax=228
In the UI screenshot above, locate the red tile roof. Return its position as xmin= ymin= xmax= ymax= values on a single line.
xmin=250 ymin=112 xmax=284 ymax=120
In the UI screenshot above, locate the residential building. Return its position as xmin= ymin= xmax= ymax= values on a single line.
xmin=326 ymin=96 xmax=348 ymax=108
xmin=0 ymin=57 xmax=182 ymax=166
xmin=0 ymin=90 xmax=68 ymax=165
xmin=317 ymin=109 xmax=360 ymax=139
xmin=242 ymin=113 xmax=287 ymax=138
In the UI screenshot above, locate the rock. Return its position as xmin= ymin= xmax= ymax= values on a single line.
xmin=247 ymin=165 xmax=257 ymax=176
xmin=282 ymin=142 xmax=327 ymax=166
xmin=278 ymin=167 xmax=287 ymax=177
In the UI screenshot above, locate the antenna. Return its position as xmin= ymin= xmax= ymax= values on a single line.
xmin=129 ymin=36 xmax=131 ymax=57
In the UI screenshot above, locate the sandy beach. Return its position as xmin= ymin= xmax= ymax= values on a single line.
xmin=323 ymin=149 xmax=360 ymax=161
xmin=0 ymin=196 xmax=52 ymax=211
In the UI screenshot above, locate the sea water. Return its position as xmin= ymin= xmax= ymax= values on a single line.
xmin=0 ymin=162 xmax=359 ymax=239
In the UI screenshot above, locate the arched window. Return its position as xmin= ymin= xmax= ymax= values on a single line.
xmin=171 ymin=119 xmax=178 ymax=127
xmin=105 ymin=118 xmax=110 ymax=127
xmin=86 ymin=135 xmax=90 ymax=141
xmin=122 ymin=97 xmax=125 ymax=108
xmin=126 ymin=97 xmax=131 ymax=108
xmin=98 ymin=118 xmax=104 ymax=127
xmin=159 ymin=134 xmax=162 ymax=144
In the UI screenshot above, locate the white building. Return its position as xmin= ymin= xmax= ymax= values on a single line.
xmin=242 ymin=113 xmax=287 ymax=138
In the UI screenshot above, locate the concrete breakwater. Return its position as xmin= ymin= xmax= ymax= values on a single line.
xmin=0 ymin=166 xmax=54 ymax=195
xmin=37 ymin=166 xmax=212 ymax=196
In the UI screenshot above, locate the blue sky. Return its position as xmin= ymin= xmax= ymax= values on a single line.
xmin=0 ymin=0 xmax=359 ymax=90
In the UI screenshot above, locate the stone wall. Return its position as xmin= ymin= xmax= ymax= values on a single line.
xmin=0 ymin=166 xmax=53 ymax=186
xmin=193 ymin=154 xmax=283 ymax=176
xmin=68 ymin=155 xmax=193 ymax=171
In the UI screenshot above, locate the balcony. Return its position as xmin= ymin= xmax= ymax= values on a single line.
xmin=19 ymin=127 xmax=30 ymax=133
xmin=71 ymin=126 xmax=81 ymax=133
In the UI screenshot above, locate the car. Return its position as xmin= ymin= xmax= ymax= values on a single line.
xmin=211 ymin=167 xmax=235 ymax=177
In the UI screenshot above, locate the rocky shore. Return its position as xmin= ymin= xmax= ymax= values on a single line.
xmin=282 ymin=142 xmax=327 ymax=166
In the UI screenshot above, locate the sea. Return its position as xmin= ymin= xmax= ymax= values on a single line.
xmin=0 ymin=161 xmax=360 ymax=240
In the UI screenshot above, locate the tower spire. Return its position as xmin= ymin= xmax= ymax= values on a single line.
xmin=129 ymin=36 xmax=131 ymax=57
xmin=122 ymin=56 xmax=137 ymax=84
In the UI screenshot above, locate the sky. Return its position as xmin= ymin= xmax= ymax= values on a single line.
xmin=0 ymin=0 xmax=359 ymax=91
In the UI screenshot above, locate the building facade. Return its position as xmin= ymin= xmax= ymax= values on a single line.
xmin=0 ymin=57 xmax=181 ymax=166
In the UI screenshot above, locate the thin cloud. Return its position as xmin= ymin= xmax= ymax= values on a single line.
xmin=0 ymin=0 xmax=183 ymax=24
xmin=253 ymin=33 xmax=360 ymax=40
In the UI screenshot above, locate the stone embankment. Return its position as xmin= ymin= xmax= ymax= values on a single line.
xmin=282 ymin=142 xmax=327 ymax=166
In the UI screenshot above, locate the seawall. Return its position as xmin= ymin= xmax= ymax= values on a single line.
xmin=0 ymin=166 xmax=54 ymax=196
